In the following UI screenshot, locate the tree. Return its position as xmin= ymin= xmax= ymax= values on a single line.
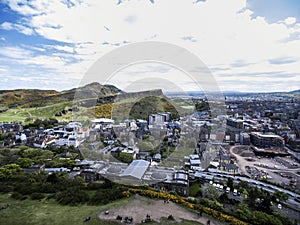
xmin=248 ymin=186 xmax=260 ymax=207
xmin=272 ymin=190 xmax=289 ymax=203
xmin=46 ymin=172 xmax=67 ymax=183
xmin=0 ymin=163 xmax=22 ymax=180
xmin=17 ymin=158 xmax=33 ymax=168
xmin=202 ymin=183 xmax=221 ymax=200
xmin=137 ymin=141 xmax=154 ymax=152
xmin=237 ymin=180 xmax=249 ymax=190
xmin=55 ymin=187 xmax=89 ymax=205
xmin=195 ymin=101 xmax=209 ymax=112
xmin=67 ymin=145 xmax=77 ymax=153
xmin=189 ymin=183 xmax=202 ymax=197
xmin=118 ymin=152 xmax=133 ymax=163
xmin=226 ymin=177 xmax=234 ymax=191
xmin=252 ymin=211 xmax=283 ymax=225
xmin=19 ymin=148 xmax=53 ymax=163
xmin=236 ymin=204 xmax=252 ymax=221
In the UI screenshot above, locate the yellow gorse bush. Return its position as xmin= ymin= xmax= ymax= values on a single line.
xmin=122 ymin=188 xmax=247 ymax=225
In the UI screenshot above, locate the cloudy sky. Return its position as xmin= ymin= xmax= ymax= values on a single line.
xmin=0 ymin=0 xmax=300 ymax=93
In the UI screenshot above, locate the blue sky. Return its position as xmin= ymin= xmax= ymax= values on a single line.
xmin=0 ymin=0 xmax=300 ymax=92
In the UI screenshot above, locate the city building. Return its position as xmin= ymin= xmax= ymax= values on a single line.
xmin=250 ymin=132 xmax=284 ymax=148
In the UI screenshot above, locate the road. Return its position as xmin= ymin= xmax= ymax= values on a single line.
xmin=205 ymin=170 xmax=300 ymax=210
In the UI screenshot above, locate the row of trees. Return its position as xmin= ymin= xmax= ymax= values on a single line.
xmin=189 ymin=177 xmax=294 ymax=225
xmin=23 ymin=118 xmax=59 ymax=129
xmin=199 ymin=177 xmax=294 ymax=225
xmin=0 ymin=166 xmax=129 ymax=206
xmin=0 ymin=146 xmax=77 ymax=169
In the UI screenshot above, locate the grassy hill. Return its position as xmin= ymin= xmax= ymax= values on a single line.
xmin=128 ymin=96 xmax=179 ymax=120
xmin=0 ymin=83 xmax=122 ymax=122
xmin=0 ymin=83 xmax=194 ymax=123
xmin=0 ymin=102 xmax=74 ymax=122
xmin=0 ymin=82 xmax=122 ymax=109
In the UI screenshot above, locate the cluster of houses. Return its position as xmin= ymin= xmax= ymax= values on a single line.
xmin=186 ymin=97 xmax=300 ymax=161
xmin=0 ymin=112 xmax=199 ymax=196
xmin=225 ymin=97 xmax=300 ymax=150
xmin=1 ymin=94 xmax=299 ymax=197
xmin=0 ymin=121 xmax=86 ymax=149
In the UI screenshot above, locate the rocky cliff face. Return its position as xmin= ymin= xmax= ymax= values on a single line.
xmin=115 ymin=89 xmax=164 ymax=101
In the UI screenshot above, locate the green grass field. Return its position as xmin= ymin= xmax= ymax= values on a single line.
xmin=0 ymin=194 xmax=127 ymax=225
xmin=0 ymin=102 xmax=73 ymax=123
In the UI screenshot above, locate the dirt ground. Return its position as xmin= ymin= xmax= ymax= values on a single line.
xmin=99 ymin=194 xmax=224 ymax=225
xmin=230 ymin=145 xmax=300 ymax=191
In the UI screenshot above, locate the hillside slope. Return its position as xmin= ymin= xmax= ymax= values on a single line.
xmin=0 ymin=83 xmax=179 ymax=122
xmin=0 ymin=82 xmax=122 ymax=109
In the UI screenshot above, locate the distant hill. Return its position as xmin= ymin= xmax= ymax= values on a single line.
xmin=0 ymin=83 xmax=177 ymax=122
xmin=289 ymin=89 xmax=300 ymax=94
xmin=0 ymin=82 xmax=122 ymax=109
xmin=77 ymin=88 xmax=171 ymax=121
xmin=167 ymin=89 xmax=300 ymax=97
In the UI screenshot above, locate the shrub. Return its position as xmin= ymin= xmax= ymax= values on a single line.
xmin=30 ymin=192 xmax=45 ymax=200
xmin=167 ymin=215 xmax=175 ymax=220
xmin=11 ymin=192 xmax=27 ymax=200
xmin=55 ymin=188 xmax=89 ymax=205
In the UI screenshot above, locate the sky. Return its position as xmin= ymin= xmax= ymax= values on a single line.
xmin=0 ymin=0 xmax=300 ymax=93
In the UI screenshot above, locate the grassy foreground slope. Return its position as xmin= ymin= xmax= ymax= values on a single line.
xmin=0 ymin=193 xmax=122 ymax=225
xmin=0 ymin=194 xmax=203 ymax=225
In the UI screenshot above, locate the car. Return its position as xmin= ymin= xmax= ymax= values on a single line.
xmin=277 ymin=204 xmax=282 ymax=209
xmin=233 ymin=189 xmax=238 ymax=196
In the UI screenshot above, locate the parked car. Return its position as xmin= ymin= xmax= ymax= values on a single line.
xmin=277 ymin=204 xmax=282 ymax=209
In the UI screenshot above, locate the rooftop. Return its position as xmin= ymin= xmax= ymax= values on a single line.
xmin=120 ymin=160 xmax=150 ymax=180
xmin=251 ymin=132 xmax=283 ymax=139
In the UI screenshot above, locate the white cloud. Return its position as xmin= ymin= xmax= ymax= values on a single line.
xmin=44 ymin=44 xmax=75 ymax=53
xmin=1 ymin=0 xmax=300 ymax=91
xmin=0 ymin=46 xmax=33 ymax=59
xmin=3 ymin=0 xmax=40 ymax=15
xmin=0 ymin=21 xmax=34 ymax=35
xmin=284 ymin=17 xmax=297 ymax=25
xmin=1 ymin=22 xmax=13 ymax=30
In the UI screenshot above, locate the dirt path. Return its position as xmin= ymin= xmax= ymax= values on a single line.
xmin=99 ymin=194 xmax=224 ymax=225
xmin=229 ymin=145 xmax=253 ymax=176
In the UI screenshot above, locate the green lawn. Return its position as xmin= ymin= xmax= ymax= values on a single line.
xmin=0 ymin=193 xmax=130 ymax=225
xmin=0 ymin=102 xmax=73 ymax=123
